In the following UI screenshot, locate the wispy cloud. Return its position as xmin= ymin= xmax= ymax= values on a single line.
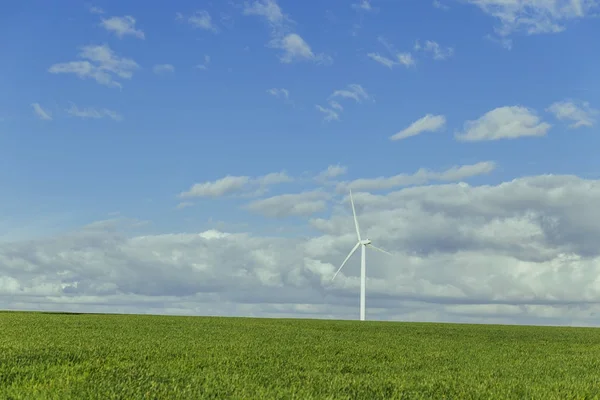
xmin=546 ymin=99 xmax=598 ymax=129
xmin=351 ymin=0 xmax=374 ymax=12
xmin=153 ymin=64 xmax=175 ymax=74
xmin=244 ymin=0 xmax=331 ymax=65
xmin=316 ymin=105 xmax=340 ymax=122
xmin=66 ymin=104 xmax=122 ymax=121
xmin=195 ymin=55 xmax=211 ymax=70
xmin=432 ymin=0 xmax=449 ymax=10
xmin=368 ymin=37 xmax=416 ymax=68
xmin=315 ymin=165 xmax=348 ymax=183
xmin=32 ymin=103 xmax=52 ymax=120
xmin=100 ymin=16 xmax=145 ymax=39
xmin=89 ymin=6 xmax=104 ymax=14
xmin=331 ymin=84 xmax=371 ymax=103
xmin=414 ymin=40 xmax=454 ymax=60
xmin=48 ymin=44 xmax=139 ymax=89
xmin=176 ymin=10 xmax=218 ymax=33
xmin=391 ymin=114 xmax=447 ymax=141
xmin=267 ymin=88 xmax=289 ymax=99
xmin=338 ymin=161 xmax=496 ymax=191
xmin=316 ymin=84 xmax=371 ymax=122
xmin=179 ymin=171 xmax=293 ymax=199
xmin=246 ymin=190 xmax=331 ymax=218
xmin=464 ymin=0 xmax=598 ymax=39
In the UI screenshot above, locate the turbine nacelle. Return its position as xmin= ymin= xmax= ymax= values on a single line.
xmin=360 ymin=239 xmax=372 ymax=246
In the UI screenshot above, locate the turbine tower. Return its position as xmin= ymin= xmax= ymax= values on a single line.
xmin=332 ymin=189 xmax=391 ymax=321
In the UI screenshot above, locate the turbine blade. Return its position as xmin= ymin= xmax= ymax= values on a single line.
xmin=332 ymin=242 xmax=360 ymax=281
xmin=367 ymin=244 xmax=393 ymax=256
xmin=349 ymin=189 xmax=361 ymax=241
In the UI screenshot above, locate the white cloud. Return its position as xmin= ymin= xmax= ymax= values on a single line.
xmin=176 ymin=11 xmax=218 ymax=33
xmin=246 ymin=190 xmax=331 ymax=218
xmin=396 ymin=52 xmax=416 ymax=66
xmin=89 ymin=6 xmax=104 ymax=14
xmin=244 ymin=0 xmax=330 ymax=65
xmin=546 ymin=100 xmax=598 ymax=129
xmin=153 ymin=64 xmax=175 ymax=74
xmin=179 ymin=171 xmax=292 ymax=198
xmin=337 ymin=161 xmax=495 ymax=192
xmin=330 ymin=84 xmax=371 ymax=103
xmin=433 ymin=0 xmax=449 ymax=10
xmin=367 ymin=53 xmax=396 ymax=68
xmin=390 ymin=114 xmax=447 ymax=141
xmin=316 ymin=105 xmax=340 ymax=122
xmin=368 ymin=37 xmax=415 ymax=68
xmin=66 ymin=104 xmax=122 ymax=121
xmin=414 ymin=40 xmax=454 ymax=60
xmin=456 ymin=106 xmax=552 ymax=141
xmin=9 ymin=174 xmax=600 ymax=325
xmin=329 ymin=101 xmax=343 ymax=111
xmin=180 ymin=176 xmax=251 ymax=198
xmin=352 ymin=0 xmax=373 ymax=11
xmin=196 ymin=55 xmax=211 ymax=70
xmin=32 ymin=103 xmax=52 ymax=120
xmin=100 ymin=16 xmax=145 ymax=39
xmin=176 ymin=202 xmax=194 ymax=210
xmin=316 ymin=84 xmax=371 ymax=121
xmin=48 ymin=44 xmax=139 ymax=89
xmin=269 ymin=33 xmax=331 ymax=64
xmin=243 ymin=0 xmax=286 ymax=25
xmin=464 ymin=0 xmax=598 ymax=37
xmin=315 ymin=165 xmax=348 ymax=183
xmin=267 ymin=88 xmax=289 ymax=99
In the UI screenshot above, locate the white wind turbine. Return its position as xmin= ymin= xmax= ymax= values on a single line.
xmin=331 ymin=189 xmax=392 ymax=321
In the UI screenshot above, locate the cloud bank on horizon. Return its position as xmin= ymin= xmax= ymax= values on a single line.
xmin=1 ymin=0 xmax=600 ymax=326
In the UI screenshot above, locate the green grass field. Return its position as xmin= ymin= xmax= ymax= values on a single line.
xmin=1 ymin=311 xmax=600 ymax=399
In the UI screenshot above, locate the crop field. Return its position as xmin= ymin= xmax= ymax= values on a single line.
xmin=1 ymin=312 xmax=600 ymax=399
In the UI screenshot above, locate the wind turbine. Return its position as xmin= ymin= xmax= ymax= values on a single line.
xmin=332 ymin=189 xmax=391 ymax=321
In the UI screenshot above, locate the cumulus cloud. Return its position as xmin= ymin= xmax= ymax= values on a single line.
xmin=391 ymin=114 xmax=446 ymax=140
xmin=7 ymin=174 xmax=600 ymax=325
xmin=546 ymin=99 xmax=598 ymax=128
xmin=100 ymin=16 xmax=145 ymax=39
xmin=31 ymin=103 xmax=52 ymax=120
xmin=179 ymin=171 xmax=292 ymax=198
xmin=455 ymin=106 xmax=552 ymax=141
xmin=48 ymin=44 xmax=139 ymax=89
xmin=337 ymin=161 xmax=495 ymax=192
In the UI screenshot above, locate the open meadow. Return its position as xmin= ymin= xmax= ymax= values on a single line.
xmin=1 ymin=311 xmax=600 ymax=399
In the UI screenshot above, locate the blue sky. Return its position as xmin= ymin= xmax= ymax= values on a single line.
xmin=2 ymin=0 xmax=600 ymax=323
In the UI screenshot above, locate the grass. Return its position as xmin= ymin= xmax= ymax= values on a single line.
xmin=1 ymin=311 xmax=600 ymax=399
